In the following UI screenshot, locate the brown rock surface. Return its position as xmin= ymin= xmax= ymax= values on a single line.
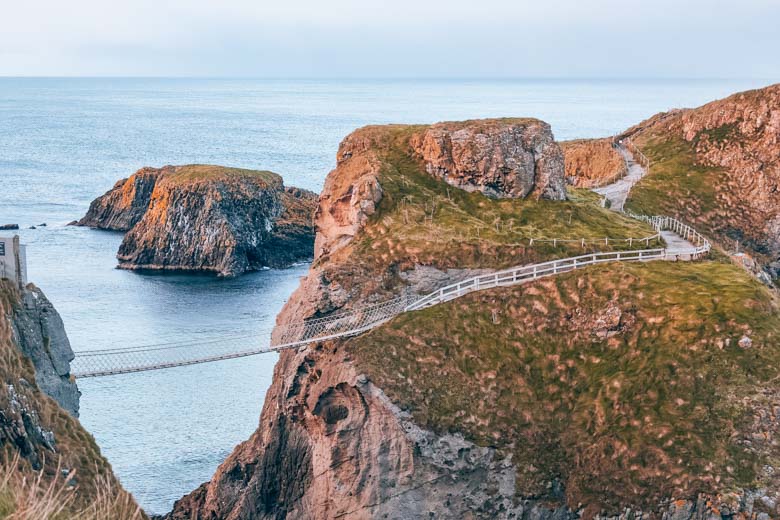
xmin=410 ymin=118 xmax=567 ymax=200
xmin=76 ymin=167 xmax=164 ymax=230
xmin=79 ymin=165 xmax=318 ymax=277
xmin=561 ymin=138 xmax=627 ymax=187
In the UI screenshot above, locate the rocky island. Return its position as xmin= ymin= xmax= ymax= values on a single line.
xmin=77 ymin=165 xmax=318 ymax=277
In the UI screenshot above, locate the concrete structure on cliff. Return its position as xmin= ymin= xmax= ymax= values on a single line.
xmin=0 ymin=235 xmax=28 ymax=290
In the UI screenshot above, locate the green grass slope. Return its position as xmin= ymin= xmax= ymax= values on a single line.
xmin=347 ymin=261 xmax=780 ymax=514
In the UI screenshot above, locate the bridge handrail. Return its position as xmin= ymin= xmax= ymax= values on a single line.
xmin=405 ymin=247 xmax=665 ymax=312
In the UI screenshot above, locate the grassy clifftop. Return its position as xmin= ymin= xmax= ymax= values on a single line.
xmin=343 ymin=127 xmax=660 ymax=275
xmin=625 ymin=84 xmax=780 ymax=278
xmin=164 ymin=164 xmax=281 ymax=187
xmin=347 ymin=261 xmax=780 ymax=514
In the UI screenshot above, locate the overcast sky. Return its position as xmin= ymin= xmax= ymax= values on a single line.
xmin=1 ymin=0 xmax=778 ymax=78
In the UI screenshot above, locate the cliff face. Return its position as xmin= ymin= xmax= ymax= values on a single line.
xmin=409 ymin=119 xmax=567 ymax=201
xmin=315 ymin=119 xmax=567 ymax=261
xmin=166 ymin=118 xmax=780 ymax=519
xmin=77 ymin=167 xmax=163 ymax=231
xmin=0 ymin=280 xmax=139 ymax=513
xmin=10 ymin=284 xmax=80 ymax=416
xmin=623 ymin=84 xmax=780 ymax=279
xmin=79 ymin=165 xmax=318 ymax=277
xmin=561 ymin=138 xmax=627 ymax=187
xmin=312 ymin=126 xmax=385 ymax=260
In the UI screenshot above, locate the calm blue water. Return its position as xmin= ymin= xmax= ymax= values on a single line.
xmin=0 ymin=78 xmax=772 ymax=514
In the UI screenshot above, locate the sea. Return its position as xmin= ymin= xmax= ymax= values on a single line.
xmin=0 ymin=77 xmax=772 ymax=514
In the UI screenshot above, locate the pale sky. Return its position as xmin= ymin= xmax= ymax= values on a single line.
xmin=1 ymin=0 xmax=778 ymax=78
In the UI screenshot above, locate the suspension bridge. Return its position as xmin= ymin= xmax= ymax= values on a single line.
xmin=70 ymin=142 xmax=711 ymax=379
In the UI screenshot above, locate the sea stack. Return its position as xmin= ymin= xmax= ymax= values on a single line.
xmin=77 ymin=165 xmax=318 ymax=277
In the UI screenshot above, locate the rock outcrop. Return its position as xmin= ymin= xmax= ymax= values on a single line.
xmin=77 ymin=167 xmax=163 ymax=231
xmin=0 ymin=280 xmax=140 ymax=513
xmin=313 ymin=127 xmax=385 ymax=260
xmin=315 ymin=119 xmax=566 ymax=261
xmin=78 ymin=165 xmax=318 ymax=277
xmin=622 ymin=83 xmax=780 ymax=280
xmin=410 ymin=118 xmax=567 ymax=200
xmin=10 ymin=284 xmax=80 ymax=416
xmin=561 ymin=138 xmax=627 ymax=187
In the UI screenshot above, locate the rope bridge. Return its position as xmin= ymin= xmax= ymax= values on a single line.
xmin=71 ymin=214 xmax=710 ymax=379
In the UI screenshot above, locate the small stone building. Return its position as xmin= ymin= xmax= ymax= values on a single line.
xmin=0 ymin=235 xmax=28 ymax=290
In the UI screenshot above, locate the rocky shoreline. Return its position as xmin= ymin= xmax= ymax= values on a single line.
xmin=0 ymin=278 xmax=140 ymax=513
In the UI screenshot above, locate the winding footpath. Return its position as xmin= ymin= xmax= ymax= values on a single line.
xmin=72 ymin=142 xmax=710 ymax=378
xmin=593 ymin=143 xmax=646 ymax=211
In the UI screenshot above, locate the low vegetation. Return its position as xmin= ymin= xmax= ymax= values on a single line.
xmin=164 ymin=164 xmax=280 ymax=186
xmin=0 ymin=454 xmax=143 ymax=520
xmin=348 ymin=261 xmax=780 ymax=513
xmin=625 ymin=134 xmax=726 ymax=240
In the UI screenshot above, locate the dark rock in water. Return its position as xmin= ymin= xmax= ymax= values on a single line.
xmin=79 ymin=164 xmax=318 ymax=277
xmin=29 ymin=226 xmax=36 ymax=230
xmin=38 ymin=223 xmax=47 ymax=227
xmin=0 ymin=223 xmax=19 ymax=230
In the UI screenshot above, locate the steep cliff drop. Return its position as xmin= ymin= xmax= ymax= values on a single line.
xmin=0 ymin=279 xmax=142 ymax=516
xmin=164 ymin=118 xmax=779 ymax=519
xmin=10 ymin=283 xmax=80 ymax=416
xmin=76 ymin=165 xmax=318 ymax=277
